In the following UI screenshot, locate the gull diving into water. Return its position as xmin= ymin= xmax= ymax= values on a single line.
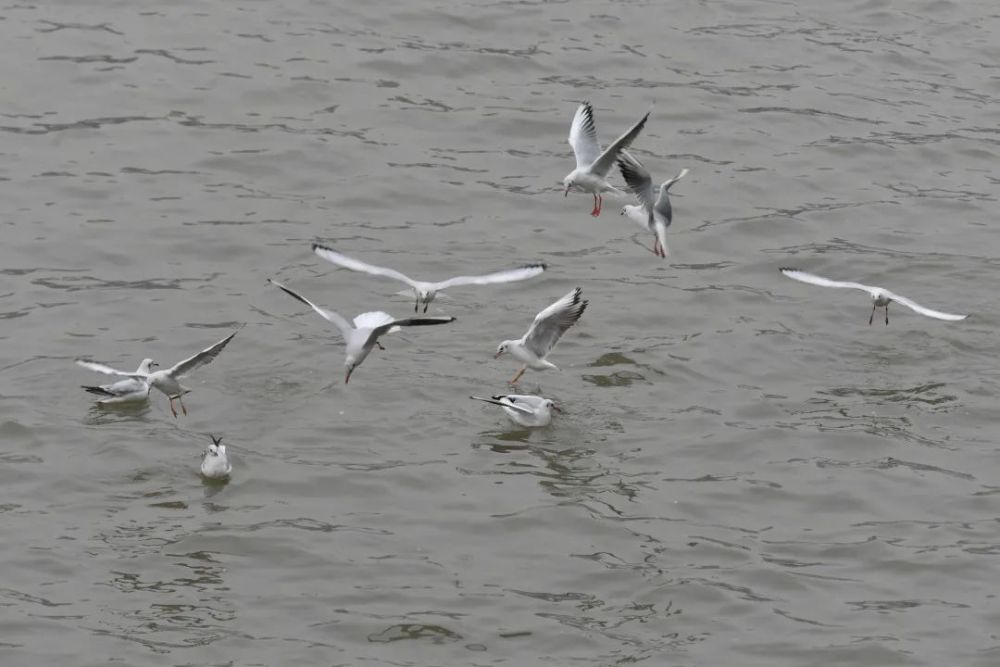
xmin=495 ymin=287 xmax=588 ymax=385
xmin=617 ymin=151 xmax=688 ymax=258
xmin=268 ymin=279 xmax=456 ymax=383
xmin=779 ymin=268 xmax=968 ymax=325
xmin=563 ymin=101 xmax=649 ymax=217
xmin=469 ymin=394 xmax=559 ymax=427
xmin=201 ymin=435 xmax=232 ymax=480
xmin=80 ymin=357 xmax=156 ymax=405
xmin=76 ymin=329 xmax=240 ymax=417
xmin=312 ymin=244 xmax=546 ymax=313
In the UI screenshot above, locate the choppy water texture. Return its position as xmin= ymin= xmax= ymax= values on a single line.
xmin=2 ymin=0 xmax=1000 ymax=665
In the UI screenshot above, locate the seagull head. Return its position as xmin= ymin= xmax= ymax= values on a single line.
xmin=619 ymin=206 xmax=627 ymax=216
xmin=494 ymin=341 xmax=510 ymax=359
xmin=562 ymin=176 xmax=574 ymax=197
xmin=139 ymin=358 xmax=157 ymax=373
xmin=345 ymin=358 xmax=357 ymax=384
xmin=544 ymin=399 xmax=561 ymax=413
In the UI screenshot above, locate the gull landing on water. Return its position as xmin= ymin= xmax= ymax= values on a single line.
xmin=80 ymin=358 xmax=157 ymax=405
xmin=779 ymin=268 xmax=968 ymax=325
xmin=76 ymin=330 xmax=239 ymax=417
xmin=563 ymin=101 xmax=649 ymax=217
xmin=617 ymin=151 xmax=688 ymax=258
xmin=470 ymin=394 xmax=559 ymax=427
xmin=495 ymin=287 xmax=588 ymax=385
xmin=201 ymin=435 xmax=232 ymax=480
xmin=312 ymin=244 xmax=546 ymax=313
xmin=268 ymin=279 xmax=456 ymax=383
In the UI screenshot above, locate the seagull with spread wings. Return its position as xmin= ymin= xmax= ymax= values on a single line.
xmin=268 ymin=279 xmax=455 ymax=383
xmin=495 ymin=287 xmax=588 ymax=385
xmin=312 ymin=244 xmax=545 ymax=313
xmin=779 ymin=268 xmax=968 ymax=325
xmin=617 ymin=151 xmax=688 ymax=258
xmin=562 ymin=102 xmax=649 ymax=217
xmin=76 ymin=330 xmax=239 ymax=417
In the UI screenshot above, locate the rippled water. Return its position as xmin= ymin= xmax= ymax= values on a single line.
xmin=3 ymin=0 xmax=1000 ymax=664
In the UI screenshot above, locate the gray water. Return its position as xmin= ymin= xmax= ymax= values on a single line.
xmin=2 ymin=0 xmax=999 ymax=665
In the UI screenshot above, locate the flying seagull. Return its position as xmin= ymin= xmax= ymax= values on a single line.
xmin=617 ymin=151 xmax=688 ymax=258
xmin=495 ymin=287 xmax=588 ymax=385
xmin=76 ymin=330 xmax=240 ymax=417
xmin=779 ymin=268 xmax=968 ymax=325
xmin=563 ymin=101 xmax=649 ymax=217
xmin=268 ymin=279 xmax=456 ymax=383
xmin=312 ymin=244 xmax=546 ymax=313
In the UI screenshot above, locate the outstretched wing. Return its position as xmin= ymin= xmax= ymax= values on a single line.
xmin=568 ymin=102 xmax=601 ymax=170
xmin=618 ymin=151 xmax=656 ymax=210
xmin=269 ymin=279 xmax=353 ymax=340
xmin=75 ymin=360 xmax=143 ymax=379
xmin=435 ymin=264 xmax=546 ymax=290
xmin=779 ymin=268 xmax=875 ymax=294
xmin=589 ymin=111 xmax=649 ymax=178
xmin=367 ymin=316 xmax=456 ymax=349
xmin=884 ymin=291 xmax=968 ymax=321
xmin=654 ymin=167 xmax=688 ymax=226
xmin=167 ymin=329 xmax=240 ymax=378
xmin=313 ymin=244 xmax=419 ymax=289
xmin=523 ymin=288 xmax=588 ymax=358
xmin=469 ymin=395 xmax=534 ymax=415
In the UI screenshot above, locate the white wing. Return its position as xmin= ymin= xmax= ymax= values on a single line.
xmin=617 ymin=151 xmax=656 ymax=211
xmin=269 ymin=279 xmax=353 ymax=340
xmin=167 ymin=329 xmax=239 ymax=378
xmin=568 ymin=102 xmax=601 ymax=170
xmin=523 ymin=288 xmax=588 ymax=358
xmin=469 ymin=395 xmax=534 ymax=415
xmin=434 ymin=264 xmax=546 ymax=291
xmin=589 ymin=111 xmax=649 ymax=177
xmin=312 ymin=244 xmax=419 ymax=289
xmin=779 ymin=268 xmax=875 ymax=295
xmin=97 ymin=385 xmax=151 ymax=404
xmin=75 ymin=360 xmax=143 ymax=379
xmin=883 ymin=290 xmax=968 ymax=321
xmin=654 ymin=168 xmax=688 ymax=225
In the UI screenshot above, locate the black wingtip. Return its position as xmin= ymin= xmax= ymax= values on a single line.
xmin=778 ymin=267 xmax=799 ymax=274
xmin=210 ymin=434 xmax=223 ymax=446
xmin=82 ymin=385 xmax=114 ymax=396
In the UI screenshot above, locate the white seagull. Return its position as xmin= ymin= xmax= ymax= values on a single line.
xmin=80 ymin=357 xmax=157 ymax=405
xmin=201 ymin=435 xmax=232 ymax=480
xmin=563 ymin=101 xmax=650 ymax=217
xmin=779 ymin=268 xmax=968 ymax=325
xmin=618 ymin=151 xmax=688 ymax=258
xmin=268 ymin=279 xmax=456 ymax=383
xmin=313 ymin=244 xmax=546 ymax=313
xmin=495 ymin=287 xmax=588 ymax=385
xmin=75 ymin=330 xmax=239 ymax=417
xmin=470 ymin=394 xmax=559 ymax=427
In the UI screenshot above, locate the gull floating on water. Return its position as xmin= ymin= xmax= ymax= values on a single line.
xmin=496 ymin=287 xmax=588 ymax=385
xmin=80 ymin=357 xmax=156 ymax=405
xmin=201 ymin=435 xmax=232 ymax=480
xmin=779 ymin=268 xmax=968 ymax=325
xmin=563 ymin=101 xmax=649 ymax=217
xmin=470 ymin=394 xmax=559 ymax=427
xmin=312 ymin=244 xmax=546 ymax=313
xmin=76 ymin=330 xmax=239 ymax=417
xmin=268 ymin=279 xmax=456 ymax=383
xmin=618 ymin=151 xmax=688 ymax=258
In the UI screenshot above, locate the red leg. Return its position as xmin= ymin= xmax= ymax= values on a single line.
xmin=169 ymin=397 xmax=178 ymax=418
xmin=590 ymin=194 xmax=599 ymax=217
xmin=509 ymin=366 xmax=527 ymax=385
xmin=596 ymin=194 xmax=603 ymax=215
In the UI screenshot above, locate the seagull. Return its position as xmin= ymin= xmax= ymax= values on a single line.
xmin=80 ymin=358 xmax=156 ymax=404
xmin=495 ymin=287 xmax=588 ymax=385
xmin=268 ymin=279 xmax=456 ymax=383
xmin=313 ymin=244 xmax=546 ymax=313
xmin=470 ymin=394 xmax=559 ymax=427
xmin=617 ymin=151 xmax=688 ymax=258
xmin=75 ymin=330 xmax=239 ymax=417
xmin=201 ymin=435 xmax=232 ymax=480
xmin=563 ymin=101 xmax=650 ymax=217
xmin=779 ymin=268 xmax=968 ymax=325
